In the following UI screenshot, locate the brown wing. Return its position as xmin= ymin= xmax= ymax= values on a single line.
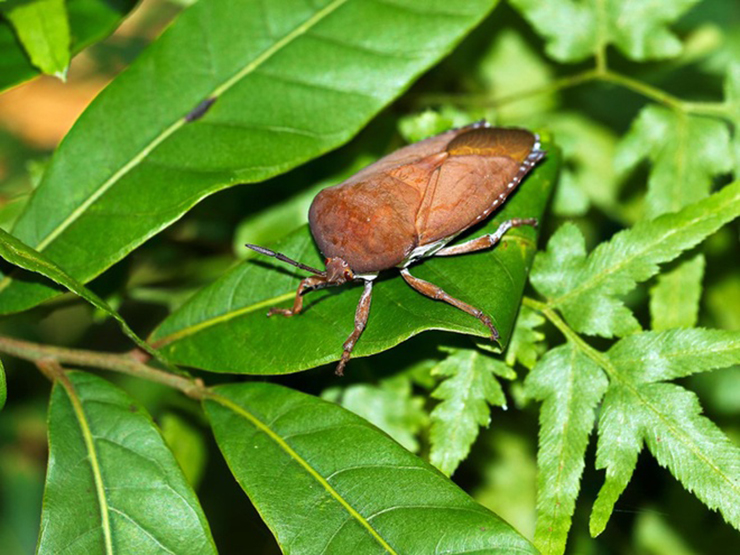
xmin=416 ymin=127 xmax=541 ymax=245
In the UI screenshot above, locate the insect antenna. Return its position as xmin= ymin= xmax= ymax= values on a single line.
xmin=245 ymin=244 xmax=326 ymax=276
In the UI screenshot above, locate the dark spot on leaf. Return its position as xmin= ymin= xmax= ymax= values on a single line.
xmin=129 ymin=404 xmax=138 ymax=413
xmin=185 ymin=97 xmax=216 ymax=122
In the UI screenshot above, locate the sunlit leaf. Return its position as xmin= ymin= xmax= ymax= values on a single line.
xmin=38 ymin=372 xmax=216 ymax=554
xmin=509 ymin=0 xmax=700 ymax=62
xmin=531 ymin=181 xmax=740 ymax=337
xmin=150 ymin=143 xmax=559 ymax=374
xmin=0 ymin=227 xmax=168 ymax=365
xmin=524 ymin=343 xmax=608 ymax=555
xmin=649 ymin=254 xmax=705 ymax=330
xmin=505 ymin=304 xmax=546 ymax=370
xmin=429 ymin=348 xmax=511 ymax=476
xmin=0 ymin=0 xmax=137 ymax=91
xmin=1 ymin=0 xmax=70 ymax=78
xmin=0 ymin=0 xmax=500 ymax=315
xmin=616 ymin=105 xmax=732 ymax=218
xmin=205 ymin=381 xmax=537 ymax=554
xmin=323 ymin=375 xmax=427 ymax=453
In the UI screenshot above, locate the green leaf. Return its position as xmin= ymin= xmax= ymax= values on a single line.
xmin=323 ymin=376 xmax=427 ymax=453
xmin=0 ymin=228 xmax=168 ymax=367
xmin=0 ymin=357 xmax=5 ymax=411
xmin=505 ymin=304 xmax=546 ymax=370
xmin=531 ymin=181 xmax=740 ymax=337
xmin=591 ymin=382 xmax=740 ymax=536
xmin=616 ymin=105 xmax=732 ymax=218
xmin=509 ymin=0 xmax=700 ymax=62
xmin=649 ymin=254 xmax=705 ymax=330
xmin=150 ymin=142 xmax=559 ymax=374
xmin=0 ymin=0 xmax=500 ymax=315
xmin=548 ymin=113 xmax=620 ymax=218
xmin=607 ymin=328 xmax=740 ymax=383
xmin=204 ymin=381 xmax=537 ymax=554
xmin=524 ymin=343 xmax=608 ymax=555
xmin=477 ymin=28 xmax=556 ymax=122
xmin=726 ymin=62 xmax=740 ymax=176
xmin=0 ymin=1 xmax=153 ymax=92
xmin=160 ymin=412 xmax=208 ymax=488
xmin=1 ymin=0 xmax=70 ymax=78
xmin=38 ymin=372 xmax=216 ymax=554
xmin=429 ymin=348 xmax=510 ymax=476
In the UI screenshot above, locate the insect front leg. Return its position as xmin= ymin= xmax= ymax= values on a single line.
xmin=435 ymin=218 xmax=538 ymax=257
xmin=336 ymin=280 xmax=374 ymax=376
xmin=400 ymin=268 xmax=499 ymax=342
xmin=268 ymin=275 xmax=328 ymax=317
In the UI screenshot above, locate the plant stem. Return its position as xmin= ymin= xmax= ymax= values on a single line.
xmin=0 ymin=334 xmax=207 ymax=399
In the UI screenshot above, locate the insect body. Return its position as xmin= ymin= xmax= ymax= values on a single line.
xmin=246 ymin=122 xmax=545 ymax=375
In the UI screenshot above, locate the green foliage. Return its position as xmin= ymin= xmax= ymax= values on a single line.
xmin=323 ymin=375 xmax=428 ymax=453
xmin=592 ymin=329 xmax=740 ymax=534
xmin=1 ymin=0 xmax=70 ymax=78
xmin=649 ymin=254 xmax=705 ymax=330
xmin=524 ymin=344 xmax=608 ymax=553
xmin=148 ymin=149 xmax=557 ymax=373
xmin=38 ymin=372 xmax=216 ymax=554
xmin=429 ymin=347 xmax=513 ymax=476
xmin=0 ymin=0 xmax=499 ymax=315
xmin=0 ymin=0 xmax=137 ymax=91
xmin=616 ymin=106 xmax=732 ymax=218
xmin=1 ymin=0 xmax=739 ymax=553
xmin=0 ymin=357 xmax=5 ymax=411
xmin=509 ymin=0 xmax=700 ymax=62
xmin=531 ymin=182 xmax=740 ymax=337
xmin=205 ymin=382 xmax=537 ymax=554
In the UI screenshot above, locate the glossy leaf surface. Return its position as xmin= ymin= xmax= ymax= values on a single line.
xmin=150 ymin=142 xmax=559 ymax=374
xmin=38 ymin=372 xmax=216 ymax=554
xmin=0 ymin=0 xmax=499 ymax=314
xmin=0 ymin=0 xmax=137 ymax=91
xmin=205 ymin=381 xmax=537 ymax=554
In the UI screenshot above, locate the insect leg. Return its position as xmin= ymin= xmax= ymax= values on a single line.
xmin=268 ymin=275 xmax=329 ymax=317
xmin=400 ymin=268 xmax=499 ymax=342
xmin=435 ymin=218 xmax=537 ymax=256
xmin=336 ymin=280 xmax=374 ymax=376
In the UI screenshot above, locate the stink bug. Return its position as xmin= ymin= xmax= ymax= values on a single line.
xmin=246 ymin=122 xmax=545 ymax=375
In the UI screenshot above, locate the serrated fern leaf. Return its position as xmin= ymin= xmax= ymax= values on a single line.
xmin=649 ymin=254 xmax=705 ymax=330
xmin=608 ymin=328 xmax=740 ymax=383
xmin=506 ymin=304 xmax=547 ymax=370
xmin=429 ymin=348 xmax=509 ymax=476
xmin=531 ymin=182 xmax=740 ymax=337
xmin=592 ymin=382 xmax=740 ymax=535
xmin=525 ymin=344 xmax=608 ymax=555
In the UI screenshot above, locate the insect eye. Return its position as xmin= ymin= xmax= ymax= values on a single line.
xmin=344 ymin=271 xmax=352 ymax=280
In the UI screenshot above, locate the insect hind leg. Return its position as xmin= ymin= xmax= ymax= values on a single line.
xmin=435 ymin=218 xmax=537 ymax=257
xmin=400 ymin=268 xmax=499 ymax=342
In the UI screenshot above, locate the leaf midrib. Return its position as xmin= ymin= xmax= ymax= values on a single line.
xmin=0 ymin=0 xmax=349 ymax=295
xmin=59 ymin=377 xmax=113 ymax=554
xmin=549 ymin=187 xmax=740 ymax=309
xmin=209 ymin=392 xmax=398 ymax=554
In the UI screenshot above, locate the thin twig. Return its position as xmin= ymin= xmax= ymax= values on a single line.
xmin=0 ymin=334 xmax=207 ymax=399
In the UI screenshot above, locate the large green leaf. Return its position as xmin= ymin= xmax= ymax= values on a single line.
xmin=204 ymin=381 xmax=537 ymax=554
xmin=0 ymin=0 xmax=137 ymax=92
xmin=38 ymin=371 xmax=216 ymax=554
xmin=149 ymin=141 xmax=559 ymax=374
xmin=0 ymin=0 xmax=499 ymax=314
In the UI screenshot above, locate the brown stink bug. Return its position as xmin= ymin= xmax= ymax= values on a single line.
xmin=246 ymin=122 xmax=545 ymax=375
